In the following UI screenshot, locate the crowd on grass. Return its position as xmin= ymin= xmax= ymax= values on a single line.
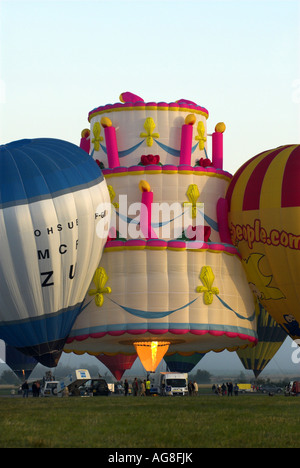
xmin=212 ymin=382 xmax=239 ymax=396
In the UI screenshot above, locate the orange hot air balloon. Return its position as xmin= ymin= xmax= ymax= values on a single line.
xmin=134 ymin=341 xmax=171 ymax=373
xmin=95 ymin=353 xmax=137 ymax=380
xmin=226 ymin=144 xmax=300 ymax=341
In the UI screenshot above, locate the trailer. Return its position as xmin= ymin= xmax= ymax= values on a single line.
xmin=237 ymin=383 xmax=253 ymax=393
xmin=56 ymin=369 xmax=91 ymax=396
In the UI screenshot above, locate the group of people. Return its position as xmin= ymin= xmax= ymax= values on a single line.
xmin=124 ymin=377 xmax=152 ymax=396
xmin=212 ymin=382 xmax=239 ymax=396
xmin=123 ymin=378 xmax=199 ymax=396
xmin=188 ymin=381 xmax=198 ymax=396
xmin=21 ymin=380 xmax=41 ymax=397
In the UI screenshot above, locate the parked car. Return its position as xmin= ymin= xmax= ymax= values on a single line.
xmin=41 ymin=381 xmax=59 ymax=397
xmin=81 ymin=378 xmax=109 ymax=396
xmin=259 ymin=384 xmax=283 ymax=394
xmin=115 ymin=384 xmax=124 ymax=395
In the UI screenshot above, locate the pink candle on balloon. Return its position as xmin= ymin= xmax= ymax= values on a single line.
xmin=212 ymin=122 xmax=226 ymax=170
xmin=139 ymin=180 xmax=157 ymax=239
xmin=80 ymin=129 xmax=90 ymax=154
xmin=179 ymin=114 xmax=196 ymax=165
xmin=101 ymin=117 xmax=120 ymax=168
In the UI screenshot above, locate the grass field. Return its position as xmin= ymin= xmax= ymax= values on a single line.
xmin=0 ymin=394 xmax=299 ymax=449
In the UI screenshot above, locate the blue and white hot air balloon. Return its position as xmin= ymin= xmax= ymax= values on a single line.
xmin=0 ymin=138 xmax=110 ymax=367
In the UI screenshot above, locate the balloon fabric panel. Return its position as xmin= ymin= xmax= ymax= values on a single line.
xmin=0 ymin=139 xmax=110 ymax=367
xmin=227 ymin=144 xmax=300 ymax=342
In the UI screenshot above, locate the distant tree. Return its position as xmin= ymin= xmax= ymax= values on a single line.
xmin=237 ymin=371 xmax=247 ymax=383
xmin=191 ymin=369 xmax=212 ymax=383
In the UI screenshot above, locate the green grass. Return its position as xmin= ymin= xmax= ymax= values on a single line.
xmin=0 ymin=394 xmax=299 ymax=448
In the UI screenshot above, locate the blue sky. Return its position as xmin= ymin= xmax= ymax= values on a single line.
xmin=1 ymin=0 xmax=299 ymax=174
xmin=0 ymin=0 xmax=300 ymax=375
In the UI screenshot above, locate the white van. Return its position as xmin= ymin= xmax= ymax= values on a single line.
xmin=41 ymin=381 xmax=59 ymax=397
xmin=152 ymin=372 xmax=188 ymax=396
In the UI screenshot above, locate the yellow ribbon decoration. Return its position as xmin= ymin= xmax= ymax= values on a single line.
xmin=88 ymin=267 xmax=111 ymax=307
xmin=196 ymin=266 xmax=219 ymax=305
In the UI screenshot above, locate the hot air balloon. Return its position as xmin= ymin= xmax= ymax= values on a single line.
xmin=95 ymin=353 xmax=137 ymax=381
xmin=0 ymin=139 xmax=110 ymax=367
xmin=226 ymin=144 xmax=300 ymax=342
xmin=5 ymin=344 xmax=38 ymax=381
xmin=164 ymin=352 xmax=205 ymax=373
xmin=236 ymin=302 xmax=287 ymax=378
xmin=64 ymin=93 xmax=257 ymax=372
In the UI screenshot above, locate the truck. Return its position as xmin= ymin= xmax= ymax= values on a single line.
xmin=151 ymin=372 xmax=188 ymax=396
xmin=291 ymin=381 xmax=300 ymax=395
xmin=56 ymin=369 xmax=91 ymax=396
xmin=236 ymin=383 xmax=253 ymax=393
xmin=285 ymin=381 xmax=300 ymax=396
xmin=41 ymin=380 xmax=60 ymax=397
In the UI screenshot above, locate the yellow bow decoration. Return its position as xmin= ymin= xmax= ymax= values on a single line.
xmin=183 ymin=184 xmax=203 ymax=219
xmin=92 ymin=122 xmax=104 ymax=151
xmin=140 ymin=117 xmax=160 ymax=147
xmin=195 ymin=121 xmax=207 ymax=150
xmin=107 ymin=185 xmax=119 ymax=209
xmin=196 ymin=266 xmax=219 ymax=305
xmin=88 ymin=267 xmax=111 ymax=307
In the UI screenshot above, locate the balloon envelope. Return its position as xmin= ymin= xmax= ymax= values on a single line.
xmin=0 ymin=139 xmax=110 ymax=367
xmin=164 ymin=352 xmax=205 ymax=373
xmin=95 ymin=353 xmax=137 ymax=380
xmin=236 ymin=302 xmax=287 ymax=378
xmin=64 ymin=95 xmax=257 ymax=371
xmin=5 ymin=344 xmax=38 ymax=381
xmin=226 ymin=144 xmax=300 ymax=342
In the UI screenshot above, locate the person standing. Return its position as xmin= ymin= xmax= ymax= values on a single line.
xmin=227 ymin=382 xmax=233 ymax=396
xmin=193 ymin=381 xmax=198 ymax=396
xmin=124 ymin=379 xmax=129 ymax=396
xmin=133 ymin=378 xmax=139 ymax=396
xmin=188 ymin=381 xmax=193 ymax=396
xmin=32 ymin=381 xmax=37 ymax=397
xmin=22 ymin=381 xmax=29 ymax=398
xmin=140 ymin=380 xmax=146 ymax=396
xmin=146 ymin=377 xmax=151 ymax=396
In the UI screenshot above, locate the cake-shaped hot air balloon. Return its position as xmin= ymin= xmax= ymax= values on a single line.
xmin=226 ymin=144 xmax=300 ymax=342
xmin=0 ymin=139 xmax=110 ymax=367
xmin=65 ymin=93 xmax=257 ymax=372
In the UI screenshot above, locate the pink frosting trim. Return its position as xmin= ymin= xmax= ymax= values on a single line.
xmin=66 ymin=330 xmax=257 ymax=345
xmin=103 ymin=165 xmax=232 ymax=178
xmin=88 ymin=101 xmax=209 ymax=121
xmin=104 ymin=239 xmax=240 ymax=257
